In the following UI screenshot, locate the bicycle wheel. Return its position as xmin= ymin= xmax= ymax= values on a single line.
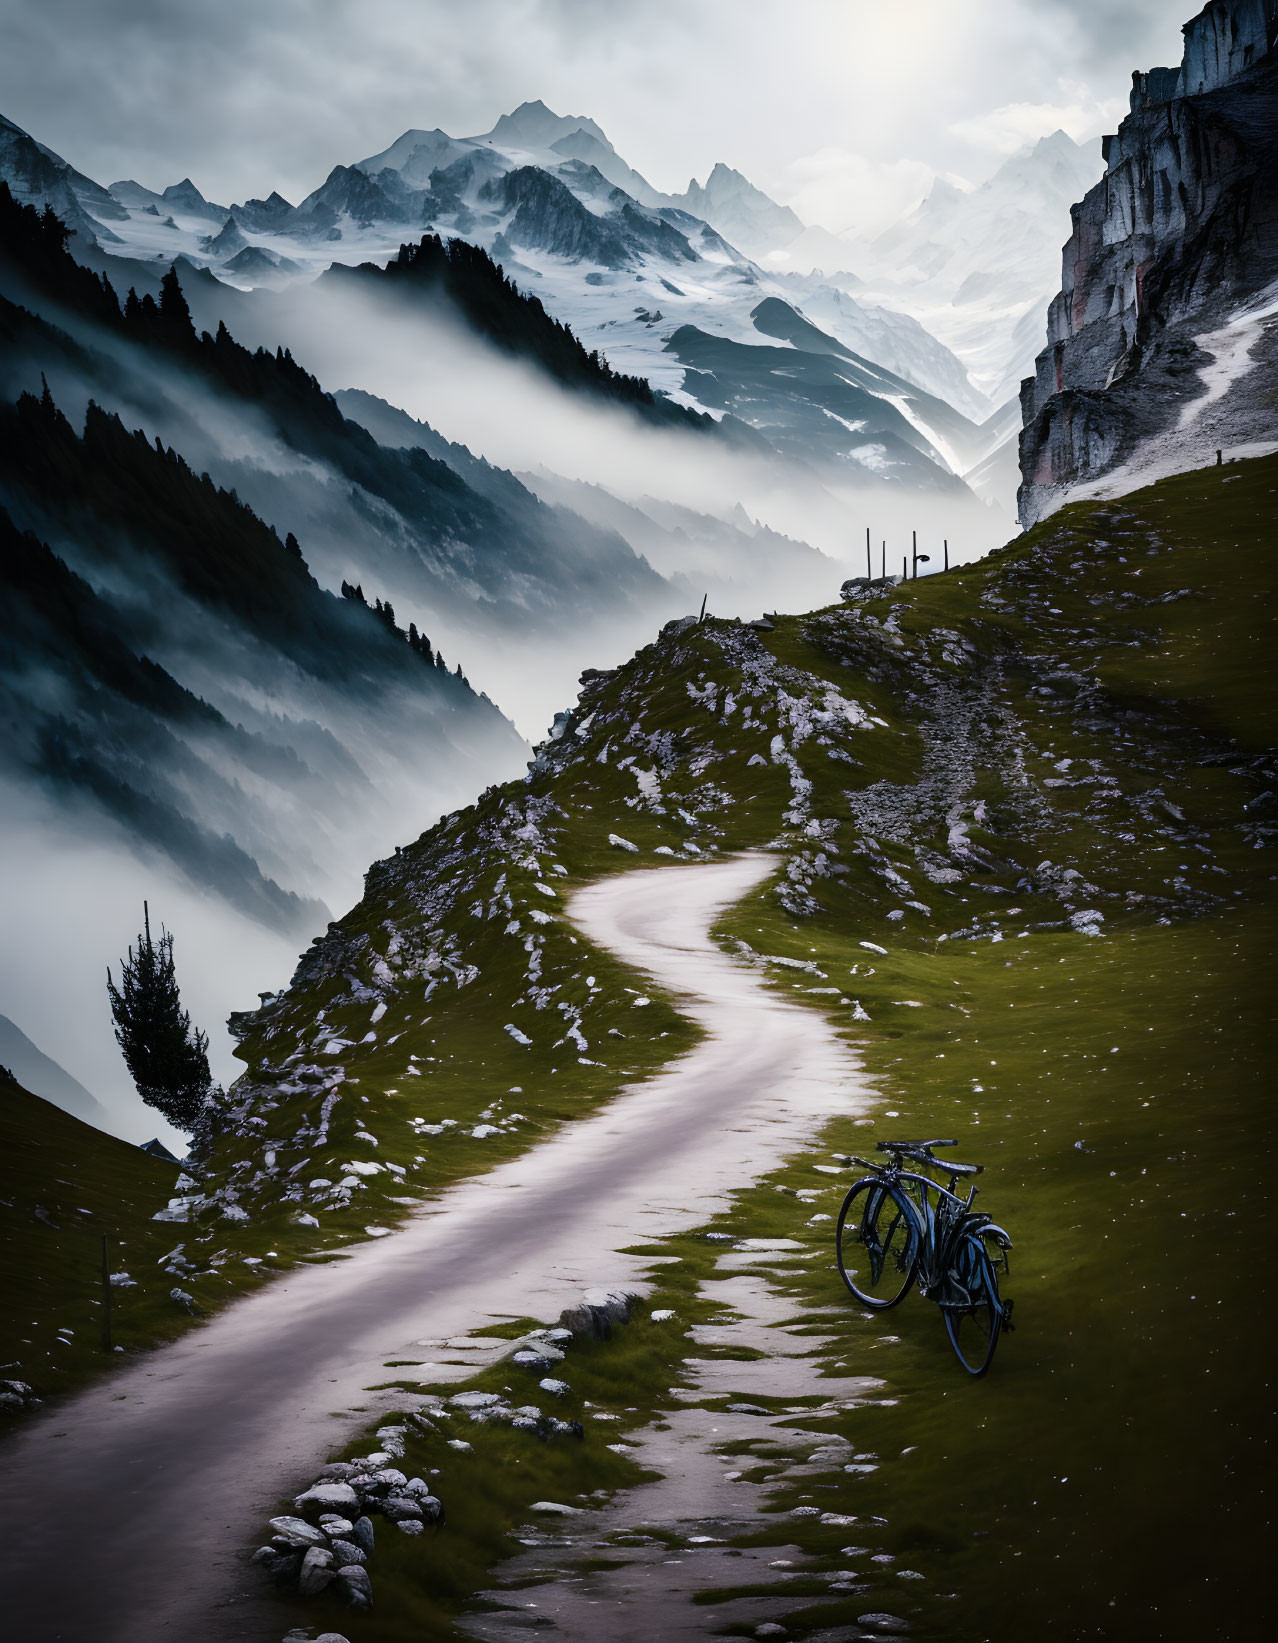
xmin=941 ymin=1230 xmax=1006 ymax=1376
xmin=836 ymin=1178 xmax=920 ymax=1309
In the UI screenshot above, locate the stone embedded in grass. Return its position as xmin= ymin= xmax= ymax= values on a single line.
xmin=530 ymin=1500 xmax=582 ymax=1515
xmin=269 ymin=1515 xmax=327 ymax=1549
xmin=298 ymin=1545 xmax=335 ymax=1596
xmin=513 ymin=1346 xmax=563 ymax=1369
xmin=336 ymin=1563 xmax=372 ymax=1609
xmin=857 ymin=1618 xmax=909 ymax=1633
xmin=539 ymin=1377 xmax=571 ymax=1397
xmin=295 ymin=1483 xmax=361 ymax=1520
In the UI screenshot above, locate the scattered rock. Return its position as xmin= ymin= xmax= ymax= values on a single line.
xmin=857 ymin=1616 xmax=909 ymax=1633
xmin=268 ymin=1515 xmax=328 ymax=1549
xmin=328 ymin=1539 xmax=365 ymax=1566
xmin=316 ymin=1462 xmax=359 ymax=1482
xmin=294 ymin=1482 xmax=360 ymax=1520
xmin=380 ymin=1495 xmax=422 ymax=1523
xmin=350 ymin=1515 xmax=375 ymax=1555
xmin=336 ymin=1564 xmax=372 ymax=1609
xmin=395 ymin=1519 xmax=424 ymax=1535
xmin=251 ymin=1546 xmax=301 ymax=1582
xmin=529 ymin=1500 xmax=581 ymax=1516
xmin=297 ymin=1546 xmax=335 ymax=1597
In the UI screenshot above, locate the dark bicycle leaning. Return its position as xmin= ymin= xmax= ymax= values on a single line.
xmin=833 ymin=1138 xmax=1015 ymax=1375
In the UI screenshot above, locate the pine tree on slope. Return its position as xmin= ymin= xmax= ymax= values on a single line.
xmin=106 ymin=904 xmax=212 ymax=1129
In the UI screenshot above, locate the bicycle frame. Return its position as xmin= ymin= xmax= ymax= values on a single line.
xmin=845 ymin=1152 xmax=1012 ymax=1310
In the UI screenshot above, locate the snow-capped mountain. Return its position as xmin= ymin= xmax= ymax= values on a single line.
xmin=0 ymin=105 xmax=1009 ymax=497
xmin=668 ymin=162 xmax=806 ymax=260
xmin=848 ymin=131 xmax=1105 ymax=403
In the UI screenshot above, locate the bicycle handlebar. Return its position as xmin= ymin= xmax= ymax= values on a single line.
xmin=876 ymin=1138 xmax=957 ymax=1152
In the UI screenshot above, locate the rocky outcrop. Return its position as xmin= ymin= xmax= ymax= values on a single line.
xmin=1018 ymin=1 xmax=1278 ymax=525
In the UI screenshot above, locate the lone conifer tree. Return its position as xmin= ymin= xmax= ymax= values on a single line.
xmin=107 ymin=904 xmax=212 ymax=1128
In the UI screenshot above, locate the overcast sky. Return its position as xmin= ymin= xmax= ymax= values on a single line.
xmin=3 ymin=0 xmax=1187 ymax=232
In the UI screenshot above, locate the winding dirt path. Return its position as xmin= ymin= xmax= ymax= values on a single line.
xmin=0 ymin=853 xmax=868 ymax=1641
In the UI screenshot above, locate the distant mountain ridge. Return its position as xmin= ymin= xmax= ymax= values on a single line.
xmin=0 ymin=1014 xmax=107 ymax=1126
xmin=0 ymin=99 xmax=1017 ymax=504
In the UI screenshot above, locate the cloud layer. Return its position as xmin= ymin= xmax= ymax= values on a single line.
xmin=1 ymin=0 xmax=1185 ymax=228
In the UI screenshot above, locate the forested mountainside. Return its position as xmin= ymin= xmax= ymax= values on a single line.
xmin=0 ymin=187 xmax=527 ymax=941
xmin=0 ymin=184 xmax=668 ymax=641
xmin=1018 ymin=0 xmax=1278 ymax=522
xmin=0 ymin=388 xmax=518 ymax=932
xmin=324 ymin=232 xmax=716 ymax=431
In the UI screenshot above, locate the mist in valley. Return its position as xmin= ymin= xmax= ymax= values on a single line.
xmin=0 ymin=195 xmax=1014 ymax=1135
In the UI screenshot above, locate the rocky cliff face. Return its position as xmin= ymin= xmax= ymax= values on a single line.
xmin=1018 ymin=0 xmax=1278 ymax=525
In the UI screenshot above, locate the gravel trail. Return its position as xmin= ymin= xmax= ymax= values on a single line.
xmin=0 ymin=852 xmax=867 ymax=1641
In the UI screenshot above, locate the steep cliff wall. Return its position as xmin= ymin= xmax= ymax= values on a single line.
xmin=1018 ymin=1 xmax=1278 ymax=525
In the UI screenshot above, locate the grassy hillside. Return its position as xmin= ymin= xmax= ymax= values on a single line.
xmin=198 ymin=453 xmax=1277 ymax=1639
xmin=8 ymin=454 xmax=1273 ymax=1638
xmin=0 ymin=1072 xmax=184 ymax=1409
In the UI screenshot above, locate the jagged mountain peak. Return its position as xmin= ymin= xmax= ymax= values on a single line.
xmin=982 ymin=130 xmax=1099 ymax=195
xmin=481 ymin=99 xmax=610 ymax=152
xmin=1033 ymin=127 xmax=1080 ymax=153
xmin=162 ymin=177 xmax=207 ymax=205
xmin=703 ymin=161 xmax=751 ymax=188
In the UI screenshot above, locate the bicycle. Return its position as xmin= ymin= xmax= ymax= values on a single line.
xmin=833 ymin=1138 xmax=1014 ymax=1376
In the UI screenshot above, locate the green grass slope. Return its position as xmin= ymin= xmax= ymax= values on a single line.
xmin=0 ymin=1070 xmax=184 ymax=1408
xmin=222 ymin=453 xmax=1273 ymax=1641
xmin=14 ymin=454 xmax=1274 ymax=1639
